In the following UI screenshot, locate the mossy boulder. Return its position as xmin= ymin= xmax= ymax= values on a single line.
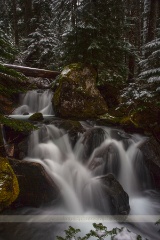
xmin=28 ymin=112 xmax=44 ymax=121
xmin=53 ymin=63 xmax=108 ymax=119
xmin=0 ymin=158 xmax=19 ymax=211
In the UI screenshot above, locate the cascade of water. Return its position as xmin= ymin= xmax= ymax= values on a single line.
xmin=24 ymin=124 xmax=153 ymax=215
xmin=25 ymin=125 xmax=110 ymax=214
xmin=13 ymin=90 xmax=53 ymax=115
xmin=6 ymin=94 xmax=160 ymax=239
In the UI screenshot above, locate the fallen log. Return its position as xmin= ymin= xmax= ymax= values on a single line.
xmin=3 ymin=64 xmax=60 ymax=79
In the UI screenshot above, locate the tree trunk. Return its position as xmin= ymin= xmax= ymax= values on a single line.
xmin=12 ymin=0 xmax=19 ymax=46
xmin=147 ymin=0 xmax=159 ymax=42
xmin=24 ymin=0 xmax=32 ymax=36
xmin=3 ymin=64 xmax=60 ymax=79
xmin=128 ymin=55 xmax=135 ymax=82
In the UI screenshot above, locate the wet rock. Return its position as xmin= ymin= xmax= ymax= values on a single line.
xmin=28 ymin=112 xmax=44 ymax=121
xmin=37 ymin=89 xmax=44 ymax=94
xmin=15 ymin=137 xmax=29 ymax=160
xmin=140 ymin=136 xmax=160 ymax=189
xmin=2 ymin=125 xmax=30 ymax=159
xmin=8 ymin=158 xmax=59 ymax=207
xmin=0 ymin=158 xmax=19 ymax=212
xmin=53 ymin=63 xmax=108 ymax=119
xmin=23 ymin=112 xmax=29 ymax=115
xmin=53 ymin=119 xmax=85 ymax=147
xmin=88 ymin=142 xmax=120 ymax=176
xmin=82 ymin=127 xmax=107 ymax=160
xmin=98 ymin=173 xmax=130 ymax=215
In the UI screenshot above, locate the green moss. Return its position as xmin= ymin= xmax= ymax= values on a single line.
xmin=0 ymin=157 xmax=19 ymax=211
xmin=53 ymin=63 xmax=107 ymax=119
xmin=0 ymin=114 xmax=37 ymax=132
xmin=28 ymin=112 xmax=44 ymax=122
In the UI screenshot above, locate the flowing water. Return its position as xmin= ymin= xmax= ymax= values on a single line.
xmin=12 ymin=90 xmax=54 ymax=117
xmin=1 ymin=90 xmax=160 ymax=240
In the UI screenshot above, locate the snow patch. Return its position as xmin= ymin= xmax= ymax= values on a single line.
xmin=61 ymin=68 xmax=71 ymax=76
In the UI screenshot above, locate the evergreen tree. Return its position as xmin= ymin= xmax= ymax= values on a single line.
xmin=21 ymin=0 xmax=59 ymax=69
xmin=0 ymin=30 xmax=35 ymax=131
xmin=137 ymin=0 xmax=160 ymax=107
xmin=54 ymin=0 xmax=127 ymax=84
xmin=121 ymin=0 xmax=160 ymax=112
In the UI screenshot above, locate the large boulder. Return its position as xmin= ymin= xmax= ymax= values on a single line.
xmin=98 ymin=174 xmax=130 ymax=215
xmin=140 ymin=136 xmax=160 ymax=189
xmin=0 ymin=158 xmax=19 ymax=211
xmin=8 ymin=158 xmax=59 ymax=207
xmin=53 ymin=63 xmax=108 ymax=119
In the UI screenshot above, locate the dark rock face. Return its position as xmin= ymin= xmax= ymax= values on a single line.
xmin=140 ymin=136 xmax=160 ymax=189
xmin=52 ymin=119 xmax=85 ymax=147
xmin=23 ymin=112 xmax=29 ymax=115
xmin=8 ymin=158 xmax=59 ymax=207
xmin=98 ymin=174 xmax=130 ymax=215
xmin=82 ymin=127 xmax=107 ymax=160
xmin=98 ymin=83 xmax=120 ymax=109
xmin=88 ymin=142 xmax=120 ymax=176
xmin=53 ymin=63 xmax=108 ymax=119
xmin=2 ymin=125 xmax=30 ymax=159
xmin=15 ymin=137 xmax=29 ymax=160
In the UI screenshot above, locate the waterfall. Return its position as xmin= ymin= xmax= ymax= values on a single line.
xmin=13 ymin=90 xmax=53 ymax=115
xmin=4 ymin=90 xmax=160 ymax=240
xmin=24 ymin=124 xmax=152 ymax=215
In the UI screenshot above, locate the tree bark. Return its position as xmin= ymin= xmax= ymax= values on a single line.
xmin=24 ymin=0 xmax=32 ymax=36
xmin=12 ymin=0 xmax=19 ymax=46
xmin=147 ymin=0 xmax=159 ymax=43
xmin=3 ymin=64 xmax=60 ymax=79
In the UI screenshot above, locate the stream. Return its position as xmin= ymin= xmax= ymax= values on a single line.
xmin=1 ymin=90 xmax=160 ymax=240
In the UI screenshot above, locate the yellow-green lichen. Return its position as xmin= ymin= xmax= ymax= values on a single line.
xmin=0 ymin=157 xmax=19 ymax=211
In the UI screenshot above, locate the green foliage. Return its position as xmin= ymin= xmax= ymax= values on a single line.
xmin=56 ymin=223 xmax=144 ymax=240
xmin=0 ymin=60 xmax=28 ymax=115
xmin=0 ymin=29 xmax=35 ymax=132
xmin=0 ymin=30 xmax=28 ymax=111
xmin=0 ymin=115 xmax=37 ymax=132
xmin=0 ymin=29 xmax=17 ymax=61
xmin=54 ymin=0 xmax=127 ymax=84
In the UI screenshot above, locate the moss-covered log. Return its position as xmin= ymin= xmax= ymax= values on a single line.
xmin=3 ymin=64 xmax=60 ymax=79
